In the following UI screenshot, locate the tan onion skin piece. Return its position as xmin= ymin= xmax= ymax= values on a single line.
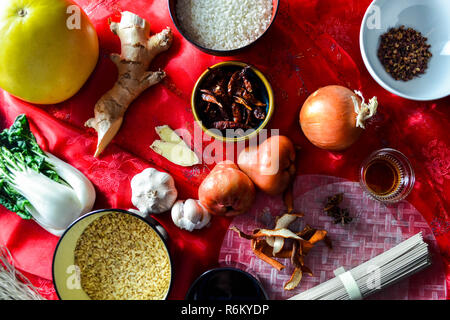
xmin=300 ymin=85 xmax=362 ymax=151
xmin=238 ymin=136 xmax=296 ymax=196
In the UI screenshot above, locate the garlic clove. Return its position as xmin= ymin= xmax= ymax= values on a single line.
xmin=183 ymin=199 xmax=203 ymax=224
xmin=171 ymin=200 xmax=195 ymax=232
xmin=171 ymin=199 xmax=211 ymax=232
xmin=195 ymin=201 xmax=211 ymax=229
xmin=171 ymin=200 xmax=184 ymax=222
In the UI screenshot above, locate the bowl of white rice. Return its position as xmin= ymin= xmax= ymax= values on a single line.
xmin=168 ymin=0 xmax=280 ymax=56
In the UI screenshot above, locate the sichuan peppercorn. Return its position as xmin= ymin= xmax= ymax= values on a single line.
xmin=378 ymin=25 xmax=432 ymax=81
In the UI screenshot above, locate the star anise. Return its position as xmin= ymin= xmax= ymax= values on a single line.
xmin=333 ymin=208 xmax=353 ymax=225
xmin=324 ymin=193 xmax=353 ymax=225
xmin=324 ymin=193 xmax=344 ymax=212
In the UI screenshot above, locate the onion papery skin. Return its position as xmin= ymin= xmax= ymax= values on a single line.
xmin=300 ymin=85 xmax=362 ymax=151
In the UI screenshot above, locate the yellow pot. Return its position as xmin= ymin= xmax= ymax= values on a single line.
xmin=191 ymin=61 xmax=275 ymax=143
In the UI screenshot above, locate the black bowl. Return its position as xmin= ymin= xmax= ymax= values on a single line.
xmin=186 ymin=267 xmax=269 ymax=301
xmin=168 ymin=0 xmax=280 ymax=56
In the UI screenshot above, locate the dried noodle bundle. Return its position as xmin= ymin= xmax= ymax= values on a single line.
xmin=289 ymin=233 xmax=430 ymax=300
xmin=0 ymin=246 xmax=45 ymax=300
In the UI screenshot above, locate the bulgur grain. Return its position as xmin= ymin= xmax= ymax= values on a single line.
xmin=74 ymin=212 xmax=171 ymax=300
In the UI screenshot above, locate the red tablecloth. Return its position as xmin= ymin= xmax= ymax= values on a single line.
xmin=0 ymin=0 xmax=449 ymax=300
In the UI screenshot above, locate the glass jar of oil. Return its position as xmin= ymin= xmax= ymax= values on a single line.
xmin=360 ymin=148 xmax=415 ymax=203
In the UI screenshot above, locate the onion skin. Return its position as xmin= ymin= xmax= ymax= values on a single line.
xmin=198 ymin=161 xmax=255 ymax=217
xmin=238 ymin=136 xmax=296 ymax=196
xmin=300 ymin=85 xmax=362 ymax=151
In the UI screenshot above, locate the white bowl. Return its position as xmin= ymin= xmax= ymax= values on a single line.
xmin=360 ymin=0 xmax=450 ymax=101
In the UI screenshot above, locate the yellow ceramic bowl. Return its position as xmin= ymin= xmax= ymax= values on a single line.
xmin=52 ymin=209 xmax=172 ymax=300
xmin=191 ymin=61 xmax=274 ymax=143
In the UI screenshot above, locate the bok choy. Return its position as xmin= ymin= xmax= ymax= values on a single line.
xmin=0 ymin=115 xmax=96 ymax=236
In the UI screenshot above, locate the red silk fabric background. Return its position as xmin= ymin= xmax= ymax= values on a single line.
xmin=0 ymin=0 xmax=448 ymax=300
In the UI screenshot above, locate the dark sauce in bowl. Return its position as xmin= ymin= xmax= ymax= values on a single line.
xmin=185 ymin=267 xmax=268 ymax=301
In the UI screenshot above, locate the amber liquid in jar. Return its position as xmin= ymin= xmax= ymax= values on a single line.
xmin=363 ymin=159 xmax=402 ymax=196
xmin=360 ymin=148 xmax=415 ymax=203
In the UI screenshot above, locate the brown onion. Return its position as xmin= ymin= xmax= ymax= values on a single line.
xmin=299 ymin=85 xmax=377 ymax=151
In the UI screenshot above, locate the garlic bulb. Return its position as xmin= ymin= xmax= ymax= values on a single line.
xmin=131 ymin=168 xmax=178 ymax=214
xmin=127 ymin=208 xmax=148 ymax=218
xmin=171 ymin=199 xmax=211 ymax=232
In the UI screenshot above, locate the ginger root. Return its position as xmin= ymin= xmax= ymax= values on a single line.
xmin=85 ymin=11 xmax=173 ymax=157
xmin=150 ymin=125 xmax=200 ymax=167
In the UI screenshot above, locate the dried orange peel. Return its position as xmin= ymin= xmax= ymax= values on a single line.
xmin=254 ymin=228 xmax=304 ymax=240
xmin=284 ymin=267 xmax=302 ymax=291
xmin=266 ymin=212 xmax=304 ymax=249
xmin=283 ymin=184 xmax=294 ymax=213
xmin=230 ymin=216 xmax=331 ymax=291
xmin=251 ymin=239 xmax=286 ymax=271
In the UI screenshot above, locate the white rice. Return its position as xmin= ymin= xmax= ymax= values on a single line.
xmin=176 ymin=0 xmax=273 ymax=50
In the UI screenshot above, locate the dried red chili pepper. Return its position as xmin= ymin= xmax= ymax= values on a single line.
xmin=197 ymin=65 xmax=268 ymax=132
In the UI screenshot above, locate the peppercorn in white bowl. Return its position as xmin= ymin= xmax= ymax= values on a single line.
xmin=360 ymin=0 xmax=450 ymax=101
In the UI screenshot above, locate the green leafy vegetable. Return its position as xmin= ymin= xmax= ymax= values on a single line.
xmin=0 ymin=115 xmax=65 ymax=219
xmin=0 ymin=115 xmax=96 ymax=236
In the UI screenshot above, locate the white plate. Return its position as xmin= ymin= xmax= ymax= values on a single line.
xmin=360 ymin=0 xmax=450 ymax=101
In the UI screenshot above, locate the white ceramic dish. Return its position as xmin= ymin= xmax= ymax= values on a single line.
xmin=360 ymin=0 xmax=450 ymax=101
